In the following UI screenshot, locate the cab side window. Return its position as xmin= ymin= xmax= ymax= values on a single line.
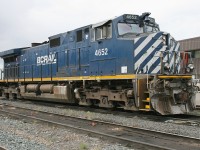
xmin=91 ymin=22 xmax=112 ymax=41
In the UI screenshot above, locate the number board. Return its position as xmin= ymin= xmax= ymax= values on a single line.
xmin=123 ymin=14 xmax=139 ymax=21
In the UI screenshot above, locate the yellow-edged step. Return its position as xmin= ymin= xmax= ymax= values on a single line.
xmin=145 ymin=105 xmax=150 ymax=109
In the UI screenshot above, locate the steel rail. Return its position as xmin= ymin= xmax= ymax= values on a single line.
xmin=0 ymin=147 xmax=6 ymax=150
xmin=1 ymin=100 xmax=200 ymax=127
xmin=0 ymin=104 xmax=200 ymax=149
xmin=0 ymin=109 xmax=169 ymax=150
xmin=2 ymin=103 xmax=200 ymax=139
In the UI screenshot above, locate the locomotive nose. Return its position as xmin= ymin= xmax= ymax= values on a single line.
xmin=159 ymin=33 xmax=181 ymax=74
xmin=134 ymin=32 xmax=180 ymax=74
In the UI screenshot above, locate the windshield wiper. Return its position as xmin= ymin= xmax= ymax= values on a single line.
xmin=120 ymin=32 xmax=143 ymax=37
xmin=136 ymin=33 xmax=141 ymax=36
xmin=120 ymin=32 xmax=134 ymax=36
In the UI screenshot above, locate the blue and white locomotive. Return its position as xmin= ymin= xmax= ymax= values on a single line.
xmin=0 ymin=13 xmax=196 ymax=115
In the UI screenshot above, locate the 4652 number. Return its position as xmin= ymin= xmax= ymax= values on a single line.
xmin=95 ymin=48 xmax=108 ymax=56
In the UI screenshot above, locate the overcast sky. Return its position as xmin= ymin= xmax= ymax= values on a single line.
xmin=0 ymin=0 xmax=200 ymax=52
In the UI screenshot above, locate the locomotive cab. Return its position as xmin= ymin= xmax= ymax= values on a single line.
xmin=117 ymin=13 xmax=160 ymax=38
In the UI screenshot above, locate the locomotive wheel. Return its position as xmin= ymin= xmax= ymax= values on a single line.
xmin=78 ymin=96 xmax=92 ymax=106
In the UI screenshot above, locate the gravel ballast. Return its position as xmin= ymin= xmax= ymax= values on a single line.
xmin=0 ymin=115 xmax=132 ymax=150
xmin=0 ymin=99 xmax=200 ymax=149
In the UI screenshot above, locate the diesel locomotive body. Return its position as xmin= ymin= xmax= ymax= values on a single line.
xmin=0 ymin=13 xmax=196 ymax=115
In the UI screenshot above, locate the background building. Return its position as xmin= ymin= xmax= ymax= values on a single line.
xmin=179 ymin=36 xmax=200 ymax=77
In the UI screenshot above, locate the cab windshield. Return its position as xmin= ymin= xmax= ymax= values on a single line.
xmin=118 ymin=22 xmax=159 ymax=36
xmin=145 ymin=24 xmax=159 ymax=33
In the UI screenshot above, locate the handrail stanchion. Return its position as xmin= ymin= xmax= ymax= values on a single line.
xmin=51 ymin=63 xmax=52 ymax=81
xmin=32 ymin=65 xmax=33 ymax=81
xmin=41 ymin=64 xmax=42 ymax=82
xmin=24 ymin=66 xmax=25 ymax=82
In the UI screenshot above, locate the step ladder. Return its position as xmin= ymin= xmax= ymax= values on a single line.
xmin=139 ymin=91 xmax=151 ymax=111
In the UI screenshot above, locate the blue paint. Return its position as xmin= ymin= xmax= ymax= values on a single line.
xmin=0 ymin=14 xmax=180 ymax=80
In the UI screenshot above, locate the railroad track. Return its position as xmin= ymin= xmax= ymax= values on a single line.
xmin=0 ymin=104 xmax=200 ymax=150
xmin=1 ymin=99 xmax=200 ymax=128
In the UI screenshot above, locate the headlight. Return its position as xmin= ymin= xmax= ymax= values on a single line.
xmin=188 ymin=64 xmax=194 ymax=70
xmin=164 ymin=62 xmax=170 ymax=71
xmin=162 ymin=35 xmax=167 ymax=45
xmin=186 ymin=63 xmax=194 ymax=73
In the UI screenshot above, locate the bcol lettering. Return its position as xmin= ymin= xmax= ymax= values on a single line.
xmin=37 ymin=54 xmax=56 ymax=65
